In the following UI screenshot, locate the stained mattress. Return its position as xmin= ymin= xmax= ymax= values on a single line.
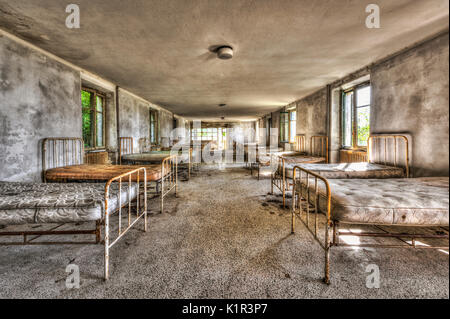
xmin=283 ymin=155 xmax=326 ymax=165
xmin=296 ymin=177 xmax=449 ymax=226
xmin=258 ymin=151 xmax=306 ymax=167
xmin=45 ymin=164 xmax=163 ymax=182
xmin=122 ymin=151 xmax=191 ymax=164
xmin=286 ymin=162 xmax=405 ymax=179
xmin=0 ymin=182 xmax=139 ymax=225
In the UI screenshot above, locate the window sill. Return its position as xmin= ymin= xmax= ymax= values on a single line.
xmin=85 ymin=148 xmax=107 ymax=153
xmin=340 ymin=147 xmax=367 ymax=152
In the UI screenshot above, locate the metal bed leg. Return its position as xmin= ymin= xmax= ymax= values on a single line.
xmin=104 ymin=212 xmax=110 ymax=281
xmin=270 ymin=173 xmax=274 ymax=194
xmin=175 ymin=161 xmax=178 ymax=197
xmin=323 ymin=221 xmax=331 ymax=285
xmin=291 ymin=185 xmax=296 ymax=234
xmin=160 ymin=176 xmax=164 ymax=214
xmin=160 ymin=187 xmax=164 ymax=214
xmin=95 ymin=220 xmax=101 ymax=244
xmin=282 ymin=161 xmax=286 ymax=208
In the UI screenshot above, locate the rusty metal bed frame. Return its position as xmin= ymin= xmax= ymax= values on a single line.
xmin=271 ymin=134 xmax=410 ymax=208
xmin=119 ymin=137 xmax=192 ymax=180
xmin=291 ymin=166 xmax=449 ymax=284
xmin=119 ymin=137 xmax=133 ymax=165
xmin=271 ymin=136 xmax=328 ymax=208
xmin=0 ymin=167 xmax=148 ymax=280
xmin=368 ymin=135 xmax=410 ymax=178
xmin=43 ymin=138 xmax=177 ymax=213
xmin=251 ymin=135 xmax=306 ymax=180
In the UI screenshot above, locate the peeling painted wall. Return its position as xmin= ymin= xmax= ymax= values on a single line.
xmin=295 ymin=88 xmax=328 ymax=150
xmin=118 ymin=90 xmax=151 ymax=152
xmin=159 ymin=110 xmax=173 ymax=148
xmin=371 ymin=33 xmax=449 ymax=177
xmin=0 ymin=35 xmax=81 ymax=182
xmin=285 ymin=32 xmax=449 ymax=174
xmin=0 ymin=34 xmax=187 ymax=181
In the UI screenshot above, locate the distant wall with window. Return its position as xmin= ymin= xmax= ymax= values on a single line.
xmin=0 ymin=35 xmax=81 ymax=182
xmin=371 ymin=32 xmax=449 ymax=177
xmin=0 ymin=33 xmax=189 ymax=180
xmin=280 ymin=32 xmax=448 ymax=175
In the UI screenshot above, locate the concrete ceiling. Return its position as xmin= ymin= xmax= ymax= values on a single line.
xmin=0 ymin=0 xmax=448 ymax=121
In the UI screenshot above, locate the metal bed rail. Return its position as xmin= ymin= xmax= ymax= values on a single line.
xmin=291 ymin=165 xmax=449 ymax=285
xmin=270 ymin=135 xmax=328 ymax=208
xmin=255 ymin=135 xmax=305 ymax=181
xmin=368 ymin=135 xmax=410 ymax=177
xmin=104 ymin=167 xmax=147 ymax=280
xmin=270 ymin=155 xmax=290 ymax=208
xmin=294 ymin=135 xmax=306 ymax=153
xmin=42 ymin=138 xmax=84 ymax=180
xmin=0 ymin=167 xmax=148 ymax=281
xmin=119 ymin=137 xmax=134 ymax=164
xmin=160 ymin=155 xmax=178 ymax=213
xmin=310 ymin=136 xmax=329 ymax=163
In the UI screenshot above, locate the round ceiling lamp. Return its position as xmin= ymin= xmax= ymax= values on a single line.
xmin=217 ymin=46 xmax=234 ymax=60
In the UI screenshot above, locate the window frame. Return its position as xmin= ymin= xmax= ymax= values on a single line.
xmin=288 ymin=109 xmax=297 ymax=144
xmin=341 ymin=82 xmax=371 ymax=150
xmin=149 ymin=109 xmax=159 ymax=145
xmin=81 ymin=87 xmax=106 ymax=151
xmin=279 ymin=111 xmax=289 ymax=143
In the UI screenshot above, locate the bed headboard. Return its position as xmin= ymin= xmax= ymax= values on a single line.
xmin=138 ymin=137 xmax=152 ymax=153
xmin=119 ymin=137 xmax=133 ymax=164
xmin=294 ymin=135 xmax=306 ymax=153
xmin=42 ymin=138 xmax=84 ymax=172
xmin=310 ymin=136 xmax=329 ymax=163
xmin=368 ymin=135 xmax=410 ymax=177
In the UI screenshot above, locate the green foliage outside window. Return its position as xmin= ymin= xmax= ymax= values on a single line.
xmin=341 ymin=84 xmax=371 ymax=148
xmin=81 ymin=89 xmax=105 ymax=149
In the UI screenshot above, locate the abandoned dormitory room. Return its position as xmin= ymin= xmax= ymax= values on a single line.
xmin=0 ymin=0 xmax=448 ymax=304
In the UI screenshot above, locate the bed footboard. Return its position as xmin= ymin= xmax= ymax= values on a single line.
xmin=270 ymin=155 xmax=289 ymax=208
xmin=104 ymin=167 xmax=147 ymax=280
xmin=291 ymin=166 xmax=449 ymax=285
xmin=119 ymin=137 xmax=134 ymax=165
xmin=291 ymin=166 xmax=332 ymax=284
xmin=0 ymin=168 xmax=148 ymax=281
xmin=160 ymin=155 xmax=178 ymax=213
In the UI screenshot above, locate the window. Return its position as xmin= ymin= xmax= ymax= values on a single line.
xmin=82 ymin=88 xmax=105 ymax=149
xmin=289 ymin=110 xmax=297 ymax=143
xmin=280 ymin=110 xmax=296 ymax=143
xmin=150 ymin=110 xmax=158 ymax=144
xmin=279 ymin=112 xmax=289 ymax=143
xmin=192 ymin=128 xmax=218 ymax=141
xmin=341 ymin=83 xmax=371 ymax=148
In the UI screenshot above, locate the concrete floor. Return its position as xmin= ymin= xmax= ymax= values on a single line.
xmin=0 ymin=165 xmax=448 ymax=299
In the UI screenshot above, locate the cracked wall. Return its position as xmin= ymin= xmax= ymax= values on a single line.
xmin=0 ymin=35 xmax=81 ymax=182
xmin=371 ymin=33 xmax=449 ymax=177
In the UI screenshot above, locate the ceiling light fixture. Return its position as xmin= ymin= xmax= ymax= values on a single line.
xmin=217 ymin=46 xmax=234 ymax=60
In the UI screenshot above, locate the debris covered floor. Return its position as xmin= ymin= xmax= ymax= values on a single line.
xmin=0 ymin=165 xmax=448 ymax=299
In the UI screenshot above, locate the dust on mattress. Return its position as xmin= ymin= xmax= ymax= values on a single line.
xmin=296 ymin=177 xmax=449 ymax=226
xmin=0 ymin=182 xmax=138 ymax=225
xmin=286 ymin=162 xmax=405 ymax=179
